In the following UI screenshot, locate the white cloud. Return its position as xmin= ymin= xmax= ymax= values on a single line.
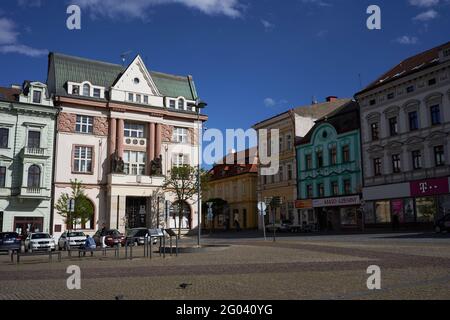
xmin=0 ymin=18 xmax=19 ymax=45
xmin=300 ymin=0 xmax=332 ymax=7
xmin=73 ymin=0 xmax=243 ymax=19
xmin=409 ymin=0 xmax=439 ymax=7
xmin=413 ymin=9 xmax=438 ymax=21
xmin=261 ymin=19 xmax=274 ymax=30
xmin=0 ymin=44 xmax=48 ymax=57
xmin=316 ymin=30 xmax=328 ymax=37
xmin=395 ymin=35 xmax=419 ymax=45
xmin=264 ymin=98 xmax=276 ymax=108
xmin=0 ymin=16 xmax=47 ymax=57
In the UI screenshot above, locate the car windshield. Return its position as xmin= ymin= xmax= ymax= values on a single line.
xmin=31 ymin=233 xmax=51 ymax=239
xmin=108 ymin=230 xmax=120 ymax=236
xmin=1 ymin=233 xmax=19 ymax=239
xmin=67 ymin=232 xmax=85 ymax=237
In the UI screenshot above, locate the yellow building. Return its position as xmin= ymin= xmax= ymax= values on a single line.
xmin=205 ymin=149 xmax=258 ymax=230
xmin=253 ymin=97 xmax=350 ymax=229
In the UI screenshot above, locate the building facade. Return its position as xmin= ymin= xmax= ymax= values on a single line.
xmin=0 ymin=82 xmax=57 ymax=235
xmin=253 ymin=97 xmax=350 ymax=229
xmin=48 ymin=53 xmax=207 ymax=237
xmin=356 ymin=41 xmax=450 ymax=229
xmin=296 ymin=101 xmax=362 ymax=231
xmin=205 ymin=149 xmax=258 ymax=230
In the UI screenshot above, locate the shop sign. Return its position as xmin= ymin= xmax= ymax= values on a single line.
xmin=312 ymin=195 xmax=360 ymax=208
xmin=295 ymin=200 xmax=313 ymax=209
xmin=410 ymin=178 xmax=449 ymax=197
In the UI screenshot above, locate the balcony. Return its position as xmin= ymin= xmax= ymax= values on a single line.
xmin=108 ymin=173 xmax=164 ymax=186
xmin=19 ymin=187 xmax=50 ymax=199
xmin=22 ymin=147 xmax=49 ymax=159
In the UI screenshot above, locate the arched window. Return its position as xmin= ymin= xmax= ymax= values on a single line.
xmin=178 ymin=99 xmax=184 ymax=110
xmin=27 ymin=165 xmax=41 ymax=188
xmin=82 ymin=83 xmax=90 ymax=96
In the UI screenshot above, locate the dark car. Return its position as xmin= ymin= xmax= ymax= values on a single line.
xmin=0 ymin=232 xmax=22 ymax=252
xmin=93 ymin=229 xmax=126 ymax=247
xmin=126 ymin=228 xmax=158 ymax=246
xmin=435 ymin=214 xmax=450 ymax=233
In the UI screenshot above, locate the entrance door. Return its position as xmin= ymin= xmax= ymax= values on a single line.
xmin=318 ymin=209 xmax=327 ymax=231
xmin=126 ymin=197 xmax=147 ymax=229
xmin=14 ymin=217 xmax=44 ymax=236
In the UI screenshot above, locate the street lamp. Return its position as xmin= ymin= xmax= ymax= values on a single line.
xmin=188 ymin=99 xmax=207 ymax=247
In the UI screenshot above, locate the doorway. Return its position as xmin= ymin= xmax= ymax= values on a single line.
xmin=14 ymin=217 xmax=44 ymax=236
xmin=126 ymin=197 xmax=147 ymax=229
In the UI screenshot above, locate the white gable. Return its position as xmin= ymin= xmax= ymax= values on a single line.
xmin=111 ymin=55 xmax=161 ymax=97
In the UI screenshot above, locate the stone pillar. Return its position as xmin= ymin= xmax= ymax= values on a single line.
xmin=117 ymin=119 xmax=124 ymax=158
xmin=148 ymin=123 xmax=155 ymax=174
xmin=108 ymin=118 xmax=117 ymax=170
xmin=155 ymin=123 xmax=162 ymax=159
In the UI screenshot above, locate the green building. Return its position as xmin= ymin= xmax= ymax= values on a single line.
xmin=0 ymin=82 xmax=57 ymax=235
xmin=296 ymin=101 xmax=363 ymax=231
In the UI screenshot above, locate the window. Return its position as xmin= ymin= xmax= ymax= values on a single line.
xmin=342 ymin=145 xmax=350 ymax=163
xmin=278 ymin=166 xmax=284 ymax=182
xmin=123 ymin=151 xmax=146 ymax=175
xmin=124 ymin=123 xmax=144 ymax=138
xmin=286 ymin=135 xmax=292 ymax=150
xmin=371 ymin=123 xmax=379 ymax=141
xmin=287 ymin=164 xmax=293 ymax=180
xmin=169 ymin=100 xmax=176 ymax=109
xmin=392 ymin=154 xmax=401 ymax=173
xmin=32 ymin=90 xmax=42 ymax=104
xmin=0 ymin=166 xmax=5 ymax=188
xmin=82 ymin=84 xmax=90 ymax=96
xmin=72 ymin=85 xmax=80 ymax=95
xmin=370 ymin=99 xmax=376 ymax=106
xmin=305 ymin=154 xmax=312 ymax=170
xmin=128 ymin=93 xmax=134 ymax=102
xmin=331 ymin=181 xmax=339 ymax=196
xmin=279 ymin=137 xmax=283 ymax=152
xmin=330 ymin=147 xmax=337 ymax=165
xmin=93 ymin=88 xmax=101 ymax=98
xmin=389 ymin=117 xmax=398 ymax=136
xmin=73 ymin=146 xmax=93 ymax=173
xmin=136 ymin=94 xmax=141 ymax=103
xmin=76 ymin=115 xmax=93 ymax=134
xmin=27 ymin=130 xmax=41 ymax=148
xmin=412 ymin=150 xmax=422 ymax=170
xmin=144 ymin=96 xmax=148 ymax=104
xmin=434 ymin=145 xmax=445 ymax=166
xmin=387 ymin=93 xmax=394 ymax=100
xmin=178 ymin=99 xmax=184 ymax=109
xmin=27 ymin=165 xmax=41 ymax=188
xmin=306 ymin=185 xmax=313 ymax=198
xmin=409 ymin=111 xmax=419 ymax=131
xmin=173 ymin=127 xmax=188 ymax=143
xmin=373 ymin=158 xmax=382 ymax=176
xmin=428 ymin=78 xmax=436 ymax=86
xmin=316 ymin=151 xmax=323 ymax=168
xmin=0 ymin=128 xmax=9 ymax=148
xmin=173 ymin=154 xmax=189 ymax=167
xmin=406 ymin=85 xmax=415 ymax=93
xmin=344 ymin=180 xmax=351 ymax=194
xmin=317 ymin=183 xmax=324 ymax=197
xmin=430 ymin=105 xmax=441 ymax=125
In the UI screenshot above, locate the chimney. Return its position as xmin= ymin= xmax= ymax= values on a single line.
xmin=326 ymin=96 xmax=338 ymax=102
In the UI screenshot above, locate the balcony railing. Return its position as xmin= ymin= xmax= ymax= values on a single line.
xmin=23 ymin=147 xmax=47 ymax=157
xmin=26 ymin=187 xmax=42 ymax=194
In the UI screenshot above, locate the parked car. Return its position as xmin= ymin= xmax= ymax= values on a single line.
xmin=93 ymin=229 xmax=126 ymax=247
xmin=58 ymin=231 xmax=86 ymax=250
xmin=0 ymin=232 xmax=22 ymax=252
xmin=266 ymin=220 xmax=293 ymax=233
xmin=25 ymin=233 xmax=56 ymax=252
xmin=435 ymin=214 xmax=450 ymax=233
xmin=126 ymin=228 xmax=158 ymax=246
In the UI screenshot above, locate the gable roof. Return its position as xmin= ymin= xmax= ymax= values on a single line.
xmin=48 ymin=52 xmax=198 ymax=100
xmin=357 ymin=41 xmax=450 ymax=95
xmin=299 ymin=100 xmax=360 ymax=145
xmin=209 ymin=148 xmax=258 ymax=181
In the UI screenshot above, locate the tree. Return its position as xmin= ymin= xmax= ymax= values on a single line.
xmin=163 ymin=165 xmax=210 ymax=237
xmin=55 ymin=179 xmax=94 ymax=231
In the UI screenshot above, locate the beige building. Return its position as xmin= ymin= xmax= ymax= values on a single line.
xmin=253 ymin=97 xmax=351 ymax=229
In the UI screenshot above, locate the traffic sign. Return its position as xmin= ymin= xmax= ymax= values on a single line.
xmin=257 ymin=201 xmax=267 ymax=212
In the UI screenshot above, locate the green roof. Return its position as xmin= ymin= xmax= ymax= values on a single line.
xmin=48 ymin=53 xmax=197 ymax=100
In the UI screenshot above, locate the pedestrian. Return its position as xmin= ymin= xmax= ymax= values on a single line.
xmin=100 ymin=224 xmax=108 ymax=248
xmin=82 ymin=235 xmax=97 ymax=256
xmin=234 ymin=220 xmax=241 ymax=232
xmin=392 ymin=213 xmax=400 ymax=231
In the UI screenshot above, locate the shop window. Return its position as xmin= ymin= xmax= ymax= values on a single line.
xmin=340 ymin=208 xmax=357 ymax=225
xmin=375 ymin=201 xmax=391 ymax=223
xmin=363 ymin=202 xmax=375 ymax=224
xmin=403 ymin=198 xmax=415 ymax=223
xmin=416 ymin=197 xmax=436 ymax=223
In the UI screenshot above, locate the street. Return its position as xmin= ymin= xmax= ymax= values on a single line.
xmin=0 ymin=232 xmax=449 ymax=300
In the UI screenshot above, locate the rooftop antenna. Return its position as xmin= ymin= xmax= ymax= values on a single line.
xmin=120 ymin=50 xmax=133 ymax=66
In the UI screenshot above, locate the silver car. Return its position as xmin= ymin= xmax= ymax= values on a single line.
xmin=25 ymin=233 xmax=56 ymax=252
xmin=58 ymin=231 xmax=86 ymax=250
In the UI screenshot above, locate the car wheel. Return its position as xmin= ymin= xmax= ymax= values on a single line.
xmin=435 ymin=226 xmax=442 ymax=233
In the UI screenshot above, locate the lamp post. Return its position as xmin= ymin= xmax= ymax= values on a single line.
xmin=188 ymin=99 xmax=207 ymax=247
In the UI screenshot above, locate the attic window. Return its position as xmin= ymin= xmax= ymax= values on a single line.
xmin=133 ymin=78 xmax=140 ymax=85
xmin=369 ymin=99 xmax=376 ymax=106
xmin=83 ymin=84 xmax=90 ymax=96
xmin=32 ymin=90 xmax=42 ymax=104
xmin=72 ymin=85 xmax=80 ymax=95
xmin=93 ymin=88 xmax=101 ymax=98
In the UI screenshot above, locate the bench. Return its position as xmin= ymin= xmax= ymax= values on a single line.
xmin=75 ymin=246 xmax=120 ymax=258
xmin=13 ymin=250 xmax=62 ymax=264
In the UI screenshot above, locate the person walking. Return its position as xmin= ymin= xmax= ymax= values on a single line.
xmin=100 ymin=224 xmax=107 ymax=248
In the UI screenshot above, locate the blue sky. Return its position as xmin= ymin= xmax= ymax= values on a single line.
xmin=0 ymin=0 xmax=449 ymax=141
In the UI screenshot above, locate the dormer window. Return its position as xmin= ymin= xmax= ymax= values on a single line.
xmin=178 ymin=99 xmax=184 ymax=110
xmin=93 ymin=88 xmax=101 ymax=98
xmin=169 ymin=100 xmax=176 ymax=109
xmin=72 ymin=85 xmax=80 ymax=95
xmin=83 ymin=83 xmax=90 ymax=96
xmin=32 ymin=90 xmax=42 ymax=104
